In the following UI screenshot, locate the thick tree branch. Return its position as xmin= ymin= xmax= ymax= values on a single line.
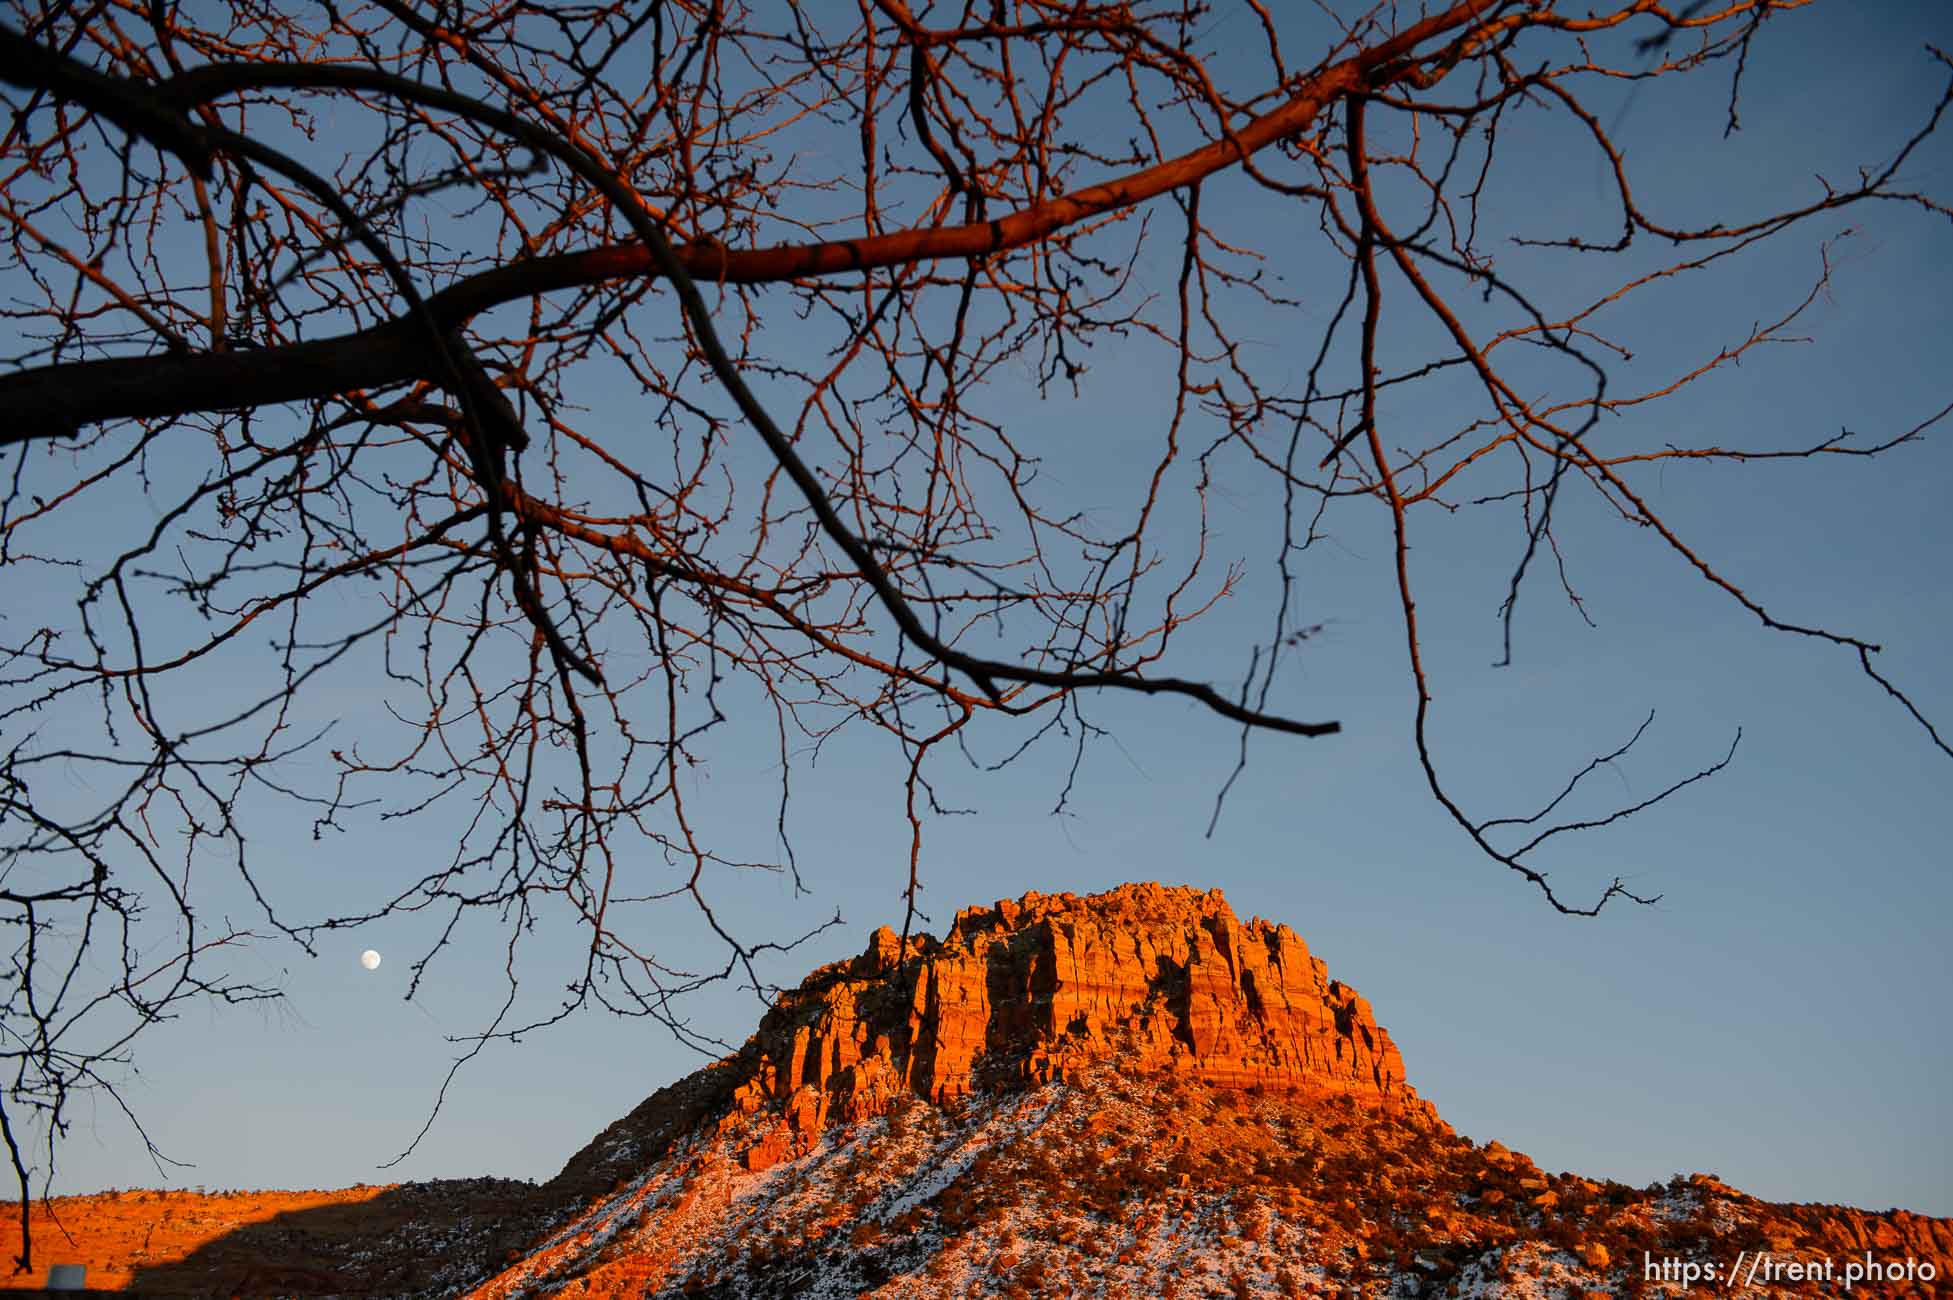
xmin=0 ymin=2 xmax=1500 ymax=440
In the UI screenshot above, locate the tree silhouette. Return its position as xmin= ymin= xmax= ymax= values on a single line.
xmin=0 ymin=0 xmax=1946 ymax=1274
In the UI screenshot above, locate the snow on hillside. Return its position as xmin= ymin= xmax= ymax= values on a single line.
xmin=452 ymin=1068 xmax=1792 ymax=1299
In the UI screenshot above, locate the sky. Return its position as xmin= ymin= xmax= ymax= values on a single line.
xmin=8 ymin=2 xmax=1951 ymax=1220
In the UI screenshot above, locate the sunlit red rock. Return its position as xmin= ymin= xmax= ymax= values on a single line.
xmin=720 ymin=882 xmax=1437 ymax=1154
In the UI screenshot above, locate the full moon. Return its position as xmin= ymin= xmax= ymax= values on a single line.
xmin=359 ymin=949 xmax=383 ymax=971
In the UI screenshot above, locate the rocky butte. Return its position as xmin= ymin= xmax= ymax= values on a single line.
xmin=6 ymin=882 xmax=1949 ymax=1298
xmin=713 ymin=881 xmax=1439 ymax=1168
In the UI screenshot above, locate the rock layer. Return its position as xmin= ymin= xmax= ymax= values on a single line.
xmin=719 ymin=883 xmax=1438 ymax=1161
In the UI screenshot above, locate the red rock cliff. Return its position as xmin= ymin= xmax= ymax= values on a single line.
xmin=720 ymin=882 xmax=1440 ymax=1156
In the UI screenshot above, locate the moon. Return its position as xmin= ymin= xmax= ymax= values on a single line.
xmin=359 ymin=949 xmax=383 ymax=971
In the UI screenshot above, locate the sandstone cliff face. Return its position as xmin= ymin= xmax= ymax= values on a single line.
xmin=718 ymin=883 xmax=1438 ymax=1163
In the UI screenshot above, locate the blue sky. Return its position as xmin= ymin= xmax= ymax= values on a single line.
xmin=10 ymin=3 xmax=1951 ymax=1219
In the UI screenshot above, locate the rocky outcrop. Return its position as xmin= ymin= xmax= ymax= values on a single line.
xmin=717 ymin=883 xmax=1439 ymax=1159
xmin=1810 ymin=1204 xmax=1953 ymax=1265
